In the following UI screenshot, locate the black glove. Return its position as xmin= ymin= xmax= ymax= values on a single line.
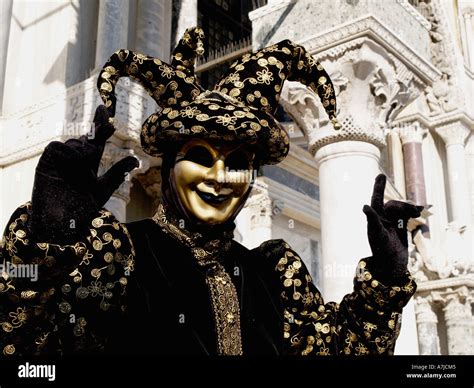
xmin=363 ymin=174 xmax=423 ymax=283
xmin=29 ymin=105 xmax=139 ymax=244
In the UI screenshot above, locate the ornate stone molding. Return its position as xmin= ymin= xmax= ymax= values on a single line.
xmin=396 ymin=0 xmax=431 ymax=30
xmin=301 ymin=15 xmax=440 ymax=83
xmin=462 ymin=6 xmax=474 ymax=17
xmin=416 ymin=277 xmax=474 ymax=292
xmin=424 ymin=74 xmax=456 ymax=116
xmin=421 ymin=0 xmax=467 ymax=116
xmin=279 ymin=81 xmax=323 ymax=138
xmin=435 ymin=123 xmax=471 ymax=147
xmin=308 ymin=116 xmax=386 ymax=155
xmin=280 ymin=37 xmax=427 ymax=154
xmin=0 ymin=73 xmax=153 ymax=166
xmin=264 ymin=177 xmax=320 ymax=229
xmin=394 ymin=110 xmax=474 ymax=133
xmin=248 ymin=0 xmax=295 ymax=22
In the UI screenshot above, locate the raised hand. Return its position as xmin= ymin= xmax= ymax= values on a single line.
xmin=29 ymin=105 xmax=139 ymax=244
xmin=363 ymin=174 xmax=423 ymax=282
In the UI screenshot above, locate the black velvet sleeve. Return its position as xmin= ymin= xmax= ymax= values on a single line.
xmin=0 ymin=203 xmax=135 ymax=356
xmin=254 ymin=239 xmax=416 ymax=355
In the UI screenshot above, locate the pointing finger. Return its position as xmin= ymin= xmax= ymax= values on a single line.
xmin=371 ymin=174 xmax=386 ymax=216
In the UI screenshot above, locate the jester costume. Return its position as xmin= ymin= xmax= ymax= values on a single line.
xmin=0 ymin=28 xmax=420 ymax=356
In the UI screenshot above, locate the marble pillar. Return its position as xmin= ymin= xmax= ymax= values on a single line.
xmin=461 ymin=7 xmax=474 ymax=68
xmin=95 ymin=0 xmax=130 ymax=69
xmin=399 ymin=122 xmax=429 ymax=236
xmin=399 ymin=123 xmax=428 ymax=205
xmin=314 ymin=140 xmax=381 ymax=301
xmin=0 ymin=0 xmax=13 ymax=114
xmin=414 ymin=296 xmax=441 ymax=355
xmin=389 ymin=129 xmax=407 ymax=198
xmin=443 ymin=290 xmax=474 ymax=355
xmin=135 ymin=0 xmax=172 ymax=60
xmin=435 ymin=124 xmax=472 ymax=228
xmin=280 ymin=38 xmax=418 ymax=302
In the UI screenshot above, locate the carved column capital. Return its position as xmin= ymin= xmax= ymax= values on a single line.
xmin=280 ymin=38 xmax=423 ymax=155
xmin=396 ymin=121 xmax=429 ymax=144
xmin=414 ymin=296 xmax=438 ymax=323
xmin=462 ymin=6 xmax=474 ymax=16
xmin=430 ymin=285 xmax=474 ymax=355
xmin=246 ymin=179 xmax=274 ymax=229
xmin=435 ymin=123 xmax=471 ymax=147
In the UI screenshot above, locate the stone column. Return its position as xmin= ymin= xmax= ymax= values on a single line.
xmin=442 ymin=289 xmax=474 ymax=355
xmin=95 ymin=0 xmax=130 ymax=69
xmin=314 ymin=139 xmax=382 ymax=301
xmin=173 ymin=0 xmax=198 ymax=47
xmin=399 ymin=123 xmax=428 ymax=205
xmin=0 ymin=0 xmax=13 ymax=114
xmin=435 ymin=123 xmax=472 ymax=228
xmin=461 ymin=7 xmax=474 ymax=68
xmin=280 ymin=39 xmax=422 ymax=302
xmin=414 ymin=296 xmax=441 ymax=355
xmin=135 ymin=0 xmax=172 ymax=60
xmin=388 ymin=129 xmax=407 ymax=198
xmin=399 ymin=122 xmax=429 ymax=236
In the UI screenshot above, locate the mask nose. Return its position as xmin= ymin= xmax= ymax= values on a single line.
xmin=204 ymin=159 xmax=226 ymax=191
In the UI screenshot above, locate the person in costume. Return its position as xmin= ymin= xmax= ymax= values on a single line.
xmin=0 ymin=28 xmax=422 ymax=356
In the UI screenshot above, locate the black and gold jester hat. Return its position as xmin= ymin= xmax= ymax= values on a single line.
xmin=97 ymin=27 xmax=340 ymax=165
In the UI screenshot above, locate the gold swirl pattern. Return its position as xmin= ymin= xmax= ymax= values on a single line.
xmin=257 ymin=239 xmax=416 ymax=355
xmin=97 ymin=27 xmax=340 ymax=166
xmin=152 ymin=203 xmax=242 ymax=355
xmin=0 ymin=203 xmax=135 ymax=355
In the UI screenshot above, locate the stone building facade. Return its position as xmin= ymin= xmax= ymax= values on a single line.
xmin=0 ymin=0 xmax=472 ymax=355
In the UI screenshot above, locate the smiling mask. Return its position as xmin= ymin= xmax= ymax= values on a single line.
xmin=171 ymin=139 xmax=254 ymax=224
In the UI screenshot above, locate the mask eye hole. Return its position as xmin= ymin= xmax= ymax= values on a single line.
xmin=183 ymin=145 xmax=214 ymax=167
xmin=226 ymin=150 xmax=252 ymax=170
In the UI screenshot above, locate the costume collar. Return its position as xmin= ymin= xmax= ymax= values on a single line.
xmin=152 ymin=202 xmax=234 ymax=267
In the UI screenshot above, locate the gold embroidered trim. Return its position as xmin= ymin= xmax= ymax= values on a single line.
xmin=152 ymin=203 xmax=243 ymax=355
xmin=206 ymin=264 xmax=243 ymax=355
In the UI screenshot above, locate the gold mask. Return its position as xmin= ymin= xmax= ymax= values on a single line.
xmin=172 ymin=139 xmax=255 ymax=225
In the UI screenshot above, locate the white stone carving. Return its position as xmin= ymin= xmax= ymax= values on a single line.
xmin=95 ymin=0 xmax=130 ymax=69
xmin=248 ymin=0 xmax=295 ymax=22
xmin=396 ymin=0 xmax=431 ymax=30
xmin=281 ymin=38 xmax=423 ymax=154
xmin=398 ymin=121 xmax=428 ymax=144
xmin=246 ymin=179 xmax=274 ymax=230
xmin=435 ymin=124 xmax=470 ymax=147
xmin=414 ymin=296 xmax=441 ymax=355
xmin=303 ymin=15 xmax=440 ymax=83
xmin=438 ymin=288 xmax=474 ymax=355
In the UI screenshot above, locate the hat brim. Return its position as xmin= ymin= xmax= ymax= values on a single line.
xmin=141 ymin=91 xmax=290 ymax=165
